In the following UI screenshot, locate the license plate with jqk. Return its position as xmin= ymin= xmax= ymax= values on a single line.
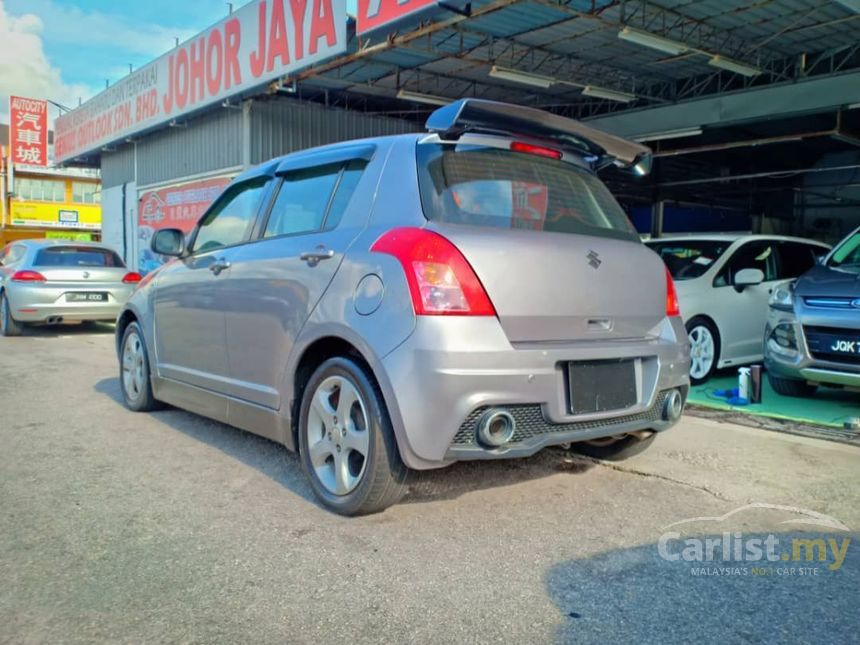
xmin=66 ymin=292 xmax=107 ymax=302
xmin=568 ymin=360 xmax=637 ymax=414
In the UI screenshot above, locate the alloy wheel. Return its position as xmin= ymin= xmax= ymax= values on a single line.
xmin=122 ymin=331 xmax=146 ymax=402
xmin=306 ymin=375 xmax=370 ymax=495
xmin=688 ymin=325 xmax=715 ymax=380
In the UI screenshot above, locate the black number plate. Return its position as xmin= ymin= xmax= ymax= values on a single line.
xmin=568 ymin=360 xmax=637 ymax=414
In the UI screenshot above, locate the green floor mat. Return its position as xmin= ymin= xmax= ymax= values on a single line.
xmin=688 ymin=370 xmax=860 ymax=428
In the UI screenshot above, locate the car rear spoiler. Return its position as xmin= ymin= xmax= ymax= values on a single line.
xmin=425 ymin=99 xmax=652 ymax=175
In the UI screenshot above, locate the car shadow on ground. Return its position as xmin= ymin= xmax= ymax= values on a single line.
xmin=21 ymin=322 xmax=115 ymax=337
xmin=545 ymin=531 xmax=860 ymax=644
xmin=93 ymin=376 xmax=596 ymax=508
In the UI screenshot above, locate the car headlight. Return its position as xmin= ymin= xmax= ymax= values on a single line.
xmin=769 ymin=282 xmax=795 ymax=312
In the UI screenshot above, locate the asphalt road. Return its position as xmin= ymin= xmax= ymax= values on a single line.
xmin=1 ymin=325 xmax=859 ymax=644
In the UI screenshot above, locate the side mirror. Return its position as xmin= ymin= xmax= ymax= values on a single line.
xmin=734 ymin=268 xmax=765 ymax=292
xmin=151 ymin=228 xmax=186 ymax=257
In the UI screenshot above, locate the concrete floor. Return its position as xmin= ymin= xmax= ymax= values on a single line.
xmin=1 ymin=325 xmax=859 ymax=644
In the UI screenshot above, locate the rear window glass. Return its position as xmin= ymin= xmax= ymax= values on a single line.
xmin=35 ymin=246 xmax=125 ymax=268
xmin=417 ymin=143 xmax=638 ymax=242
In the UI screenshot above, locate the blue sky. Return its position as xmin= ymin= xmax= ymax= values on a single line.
xmin=0 ymin=0 xmax=358 ymax=122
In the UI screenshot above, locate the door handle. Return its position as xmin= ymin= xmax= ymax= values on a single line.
xmin=209 ymin=258 xmax=231 ymax=275
xmin=300 ymin=246 xmax=335 ymax=265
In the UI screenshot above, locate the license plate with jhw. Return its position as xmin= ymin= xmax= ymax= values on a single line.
xmin=66 ymin=292 xmax=107 ymax=302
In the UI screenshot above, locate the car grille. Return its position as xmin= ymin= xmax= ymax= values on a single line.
xmin=803 ymin=297 xmax=856 ymax=310
xmin=804 ymin=326 xmax=860 ymax=365
xmin=450 ymin=391 xmax=669 ymax=447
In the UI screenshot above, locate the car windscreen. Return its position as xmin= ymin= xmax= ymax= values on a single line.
xmin=647 ymin=240 xmax=731 ymax=280
xmin=417 ymin=143 xmax=638 ymax=242
xmin=34 ymin=246 xmax=125 ymax=268
xmin=828 ymin=231 xmax=860 ymax=273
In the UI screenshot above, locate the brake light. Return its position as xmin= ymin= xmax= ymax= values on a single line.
xmin=371 ymin=227 xmax=496 ymax=316
xmin=122 ymin=272 xmax=143 ymax=284
xmin=665 ymin=267 xmax=680 ymax=317
xmin=11 ymin=270 xmax=46 ymax=282
xmin=510 ymin=141 xmax=563 ymax=160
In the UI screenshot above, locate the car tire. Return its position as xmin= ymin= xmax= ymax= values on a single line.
xmin=569 ymin=432 xmax=656 ymax=461
xmin=0 ymin=292 xmax=23 ymax=337
xmin=768 ymin=373 xmax=817 ymax=398
xmin=686 ymin=316 xmax=720 ymax=384
xmin=119 ymin=321 xmax=162 ymax=412
xmin=298 ymin=356 xmax=410 ymax=516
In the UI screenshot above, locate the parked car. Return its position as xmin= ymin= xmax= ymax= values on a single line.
xmin=115 ymin=99 xmax=690 ymax=515
xmin=646 ymin=234 xmax=830 ymax=383
xmin=0 ymin=239 xmax=141 ymax=336
xmin=764 ymin=226 xmax=860 ymax=396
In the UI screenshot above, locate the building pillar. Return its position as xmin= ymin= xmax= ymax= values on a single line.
xmin=651 ymin=200 xmax=665 ymax=239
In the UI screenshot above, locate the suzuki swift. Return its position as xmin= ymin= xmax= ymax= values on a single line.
xmin=116 ymin=100 xmax=691 ymax=515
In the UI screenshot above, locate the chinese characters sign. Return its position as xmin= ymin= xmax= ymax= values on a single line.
xmin=137 ymin=176 xmax=232 ymax=274
xmin=9 ymin=96 xmax=48 ymax=166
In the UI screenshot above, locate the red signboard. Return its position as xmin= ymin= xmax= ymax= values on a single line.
xmin=356 ymin=0 xmax=440 ymax=35
xmin=9 ymin=96 xmax=48 ymax=166
xmin=137 ymin=176 xmax=232 ymax=273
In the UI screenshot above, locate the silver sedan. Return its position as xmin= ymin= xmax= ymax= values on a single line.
xmin=0 ymin=239 xmax=140 ymax=336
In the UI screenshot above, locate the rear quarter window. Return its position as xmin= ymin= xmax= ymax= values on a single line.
xmin=35 ymin=246 xmax=125 ymax=268
xmin=417 ymin=143 xmax=638 ymax=242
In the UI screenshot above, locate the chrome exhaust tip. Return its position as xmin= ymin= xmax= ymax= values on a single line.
xmin=663 ymin=389 xmax=684 ymax=422
xmin=476 ymin=409 xmax=516 ymax=447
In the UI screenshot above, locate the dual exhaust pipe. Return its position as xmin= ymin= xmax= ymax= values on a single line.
xmin=474 ymin=388 xmax=684 ymax=448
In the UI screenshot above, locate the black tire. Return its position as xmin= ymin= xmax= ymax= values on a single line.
xmin=119 ymin=321 xmax=162 ymax=412
xmin=686 ymin=316 xmax=721 ymax=385
xmin=768 ymin=373 xmax=816 ymax=398
xmin=298 ymin=356 xmax=410 ymax=516
xmin=569 ymin=433 xmax=656 ymax=461
xmin=0 ymin=292 xmax=23 ymax=337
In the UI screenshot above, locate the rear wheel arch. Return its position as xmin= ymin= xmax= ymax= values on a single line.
xmin=291 ymin=336 xmax=377 ymax=441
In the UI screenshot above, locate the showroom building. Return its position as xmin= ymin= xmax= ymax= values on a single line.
xmin=53 ymin=0 xmax=860 ymax=274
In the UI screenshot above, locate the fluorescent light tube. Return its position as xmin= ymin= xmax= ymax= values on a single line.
xmin=489 ymin=65 xmax=555 ymax=89
xmin=708 ymin=55 xmax=762 ymax=77
xmin=618 ymin=26 xmax=689 ymax=56
xmin=634 ymin=128 xmax=703 ymax=142
xmin=581 ymin=85 xmax=636 ymax=103
xmin=834 ymin=0 xmax=860 ymax=13
xmin=395 ymin=89 xmax=449 ymax=106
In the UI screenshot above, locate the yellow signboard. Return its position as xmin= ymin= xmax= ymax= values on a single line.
xmin=9 ymin=201 xmax=101 ymax=230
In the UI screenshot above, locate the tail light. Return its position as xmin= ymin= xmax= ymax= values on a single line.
xmin=11 ymin=270 xmax=46 ymax=282
xmin=122 ymin=272 xmax=143 ymax=284
xmin=665 ymin=267 xmax=680 ymax=317
xmin=371 ymin=227 xmax=496 ymax=316
xmin=510 ymin=141 xmax=563 ymax=160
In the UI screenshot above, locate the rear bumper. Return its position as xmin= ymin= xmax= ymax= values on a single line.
xmin=6 ymin=284 xmax=131 ymax=323
xmin=376 ymin=316 xmax=691 ymax=469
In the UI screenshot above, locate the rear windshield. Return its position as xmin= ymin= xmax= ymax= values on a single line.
xmin=35 ymin=246 xmax=125 ymax=268
xmin=417 ymin=143 xmax=638 ymax=242
xmin=647 ymin=240 xmax=731 ymax=281
xmin=828 ymin=231 xmax=860 ymax=273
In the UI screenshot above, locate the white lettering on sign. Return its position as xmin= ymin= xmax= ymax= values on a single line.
xmin=54 ymin=0 xmax=346 ymax=163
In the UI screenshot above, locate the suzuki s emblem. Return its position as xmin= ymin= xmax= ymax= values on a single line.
xmin=587 ymin=250 xmax=602 ymax=269
xmin=852 ymin=299 xmax=860 ymax=309
xmin=82 ymin=271 xmax=90 ymax=279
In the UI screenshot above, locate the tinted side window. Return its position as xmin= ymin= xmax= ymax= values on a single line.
xmin=715 ymin=241 xmax=778 ymax=287
xmin=324 ymin=160 xmax=366 ymax=230
xmin=265 ymin=165 xmax=340 ymax=238
xmin=193 ymin=178 xmax=268 ymax=253
xmin=778 ymin=242 xmax=818 ymax=279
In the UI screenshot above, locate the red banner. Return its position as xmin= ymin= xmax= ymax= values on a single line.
xmin=9 ymin=96 xmax=48 ymax=166
xmin=137 ymin=176 xmax=232 ymax=273
xmin=356 ymin=0 xmax=439 ymax=34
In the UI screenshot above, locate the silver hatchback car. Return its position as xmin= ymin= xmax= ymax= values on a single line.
xmin=116 ymin=100 xmax=691 ymax=515
xmin=0 ymin=239 xmax=141 ymax=336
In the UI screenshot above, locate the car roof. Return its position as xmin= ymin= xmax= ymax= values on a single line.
xmin=646 ymin=234 xmax=830 ymax=247
xmin=10 ymin=239 xmax=115 ymax=250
